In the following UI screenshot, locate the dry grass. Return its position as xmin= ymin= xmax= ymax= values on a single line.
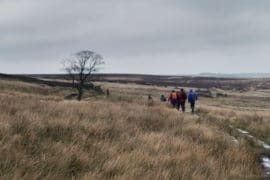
xmin=0 ymin=79 xmax=267 ymax=179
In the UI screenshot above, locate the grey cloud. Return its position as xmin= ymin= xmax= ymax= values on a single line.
xmin=0 ymin=0 xmax=270 ymax=74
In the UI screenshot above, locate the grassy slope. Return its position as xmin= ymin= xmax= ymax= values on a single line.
xmin=0 ymin=79 xmax=266 ymax=179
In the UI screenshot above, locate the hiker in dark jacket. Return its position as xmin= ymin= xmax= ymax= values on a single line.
xmin=160 ymin=95 xmax=167 ymax=102
xmin=188 ymin=89 xmax=198 ymax=113
xmin=178 ymin=89 xmax=187 ymax=112
xmin=176 ymin=90 xmax=181 ymax=111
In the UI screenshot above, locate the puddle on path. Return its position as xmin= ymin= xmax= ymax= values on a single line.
xmin=236 ymin=128 xmax=250 ymax=135
xmin=260 ymin=156 xmax=270 ymax=177
xmin=262 ymin=142 xmax=270 ymax=149
xmin=231 ymin=136 xmax=239 ymax=143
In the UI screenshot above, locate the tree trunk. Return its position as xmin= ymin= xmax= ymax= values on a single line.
xmin=77 ymin=85 xmax=83 ymax=101
xmin=77 ymin=72 xmax=84 ymax=101
xmin=72 ymin=78 xmax=75 ymax=88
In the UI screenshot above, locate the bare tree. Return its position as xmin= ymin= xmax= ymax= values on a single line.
xmin=62 ymin=50 xmax=104 ymax=100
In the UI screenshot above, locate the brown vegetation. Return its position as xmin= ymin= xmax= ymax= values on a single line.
xmin=0 ymin=78 xmax=269 ymax=179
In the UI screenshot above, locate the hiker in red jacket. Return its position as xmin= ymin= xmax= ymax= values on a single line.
xmin=178 ymin=89 xmax=187 ymax=112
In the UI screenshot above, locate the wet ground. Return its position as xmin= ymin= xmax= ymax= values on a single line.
xmin=232 ymin=128 xmax=270 ymax=177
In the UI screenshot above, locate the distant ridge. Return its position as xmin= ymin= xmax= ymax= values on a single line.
xmin=0 ymin=73 xmax=74 ymax=88
xmin=198 ymin=73 xmax=270 ymax=78
xmin=1 ymin=73 xmax=270 ymax=90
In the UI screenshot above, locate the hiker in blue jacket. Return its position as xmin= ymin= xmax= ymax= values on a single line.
xmin=188 ymin=89 xmax=198 ymax=114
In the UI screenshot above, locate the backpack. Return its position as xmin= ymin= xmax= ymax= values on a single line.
xmin=182 ymin=92 xmax=187 ymax=100
xmin=172 ymin=92 xmax=177 ymax=100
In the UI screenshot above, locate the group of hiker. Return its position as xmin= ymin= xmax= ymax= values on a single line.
xmin=167 ymin=89 xmax=198 ymax=113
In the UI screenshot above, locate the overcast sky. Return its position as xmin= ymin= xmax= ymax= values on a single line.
xmin=1 ymin=0 xmax=270 ymax=74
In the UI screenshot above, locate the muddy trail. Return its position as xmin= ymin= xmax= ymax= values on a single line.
xmin=231 ymin=128 xmax=270 ymax=177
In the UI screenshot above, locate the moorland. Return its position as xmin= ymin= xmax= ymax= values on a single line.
xmin=0 ymin=73 xmax=269 ymax=179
